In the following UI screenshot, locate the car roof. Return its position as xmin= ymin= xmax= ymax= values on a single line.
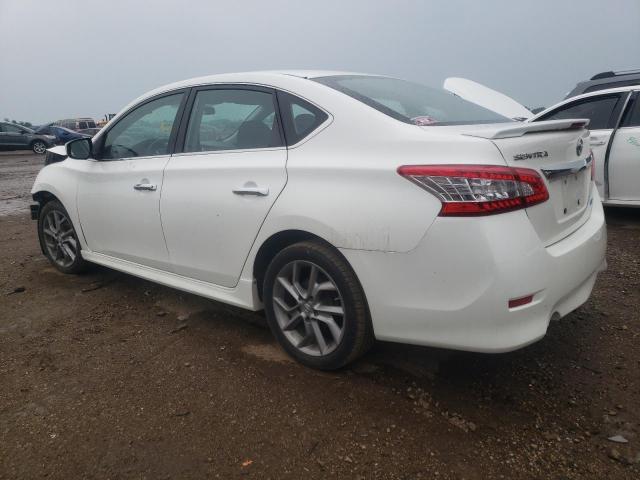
xmin=565 ymin=70 xmax=640 ymax=98
xmin=116 ymin=70 xmax=381 ymax=119
xmin=135 ymin=70 xmax=376 ymax=99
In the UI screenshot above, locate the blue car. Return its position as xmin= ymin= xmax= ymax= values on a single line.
xmin=35 ymin=125 xmax=88 ymax=145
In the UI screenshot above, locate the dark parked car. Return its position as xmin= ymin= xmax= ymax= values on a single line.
xmin=36 ymin=125 xmax=89 ymax=145
xmin=0 ymin=122 xmax=55 ymax=154
xmin=565 ymin=69 xmax=640 ymax=98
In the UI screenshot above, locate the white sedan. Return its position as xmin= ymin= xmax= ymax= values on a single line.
xmin=31 ymin=71 xmax=606 ymax=369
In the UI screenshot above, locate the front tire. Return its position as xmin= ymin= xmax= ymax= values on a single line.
xmin=38 ymin=200 xmax=88 ymax=274
xmin=32 ymin=140 xmax=47 ymax=154
xmin=263 ymin=241 xmax=374 ymax=370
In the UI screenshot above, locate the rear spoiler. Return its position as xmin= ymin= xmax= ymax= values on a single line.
xmin=462 ymin=119 xmax=590 ymax=140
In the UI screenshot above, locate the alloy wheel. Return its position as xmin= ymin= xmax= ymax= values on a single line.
xmin=272 ymin=260 xmax=345 ymax=356
xmin=33 ymin=141 xmax=46 ymax=154
xmin=42 ymin=209 xmax=78 ymax=268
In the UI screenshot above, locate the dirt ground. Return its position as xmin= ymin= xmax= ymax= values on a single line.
xmin=1 ymin=152 xmax=639 ymax=479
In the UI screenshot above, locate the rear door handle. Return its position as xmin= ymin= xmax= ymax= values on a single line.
xmin=590 ymin=139 xmax=606 ymax=146
xmin=133 ymin=183 xmax=157 ymax=191
xmin=232 ymin=186 xmax=269 ymax=196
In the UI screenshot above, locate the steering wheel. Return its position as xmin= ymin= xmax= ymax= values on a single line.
xmin=112 ymin=144 xmax=139 ymax=157
xmin=146 ymin=138 xmax=168 ymax=155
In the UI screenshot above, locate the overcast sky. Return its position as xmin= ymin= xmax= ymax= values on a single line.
xmin=1 ymin=0 xmax=639 ymax=124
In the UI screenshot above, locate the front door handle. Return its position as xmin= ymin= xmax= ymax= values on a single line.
xmin=133 ymin=183 xmax=157 ymax=191
xmin=232 ymin=186 xmax=269 ymax=196
xmin=590 ymin=140 xmax=606 ymax=146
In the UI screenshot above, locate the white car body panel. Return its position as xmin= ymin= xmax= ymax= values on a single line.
xmin=443 ymin=77 xmax=533 ymax=120
xmin=31 ymin=71 xmax=608 ymax=353
xmin=162 ymin=148 xmax=288 ymax=287
xmin=76 ymin=157 xmax=172 ymax=271
xmin=608 ymin=124 xmax=640 ymax=200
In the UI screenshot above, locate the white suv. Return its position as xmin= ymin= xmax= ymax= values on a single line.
xmin=31 ymin=71 xmax=606 ymax=369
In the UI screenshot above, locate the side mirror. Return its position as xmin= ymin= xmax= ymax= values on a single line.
xmin=66 ymin=137 xmax=92 ymax=160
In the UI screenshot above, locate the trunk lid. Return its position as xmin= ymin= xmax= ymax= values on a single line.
xmin=462 ymin=120 xmax=593 ymax=246
xmin=443 ymin=77 xmax=533 ymax=121
xmin=426 ymin=120 xmax=593 ymax=246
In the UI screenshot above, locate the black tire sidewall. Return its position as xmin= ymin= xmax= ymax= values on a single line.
xmin=263 ymin=242 xmax=369 ymax=370
xmin=38 ymin=200 xmax=86 ymax=274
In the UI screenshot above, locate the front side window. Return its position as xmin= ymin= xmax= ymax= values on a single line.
xmin=621 ymin=95 xmax=640 ymax=128
xmin=277 ymin=91 xmax=328 ymax=144
xmin=314 ymin=75 xmax=510 ymax=126
xmin=3 ymin=123 xmax=25 ymax=133
xmin=539 ymin=95 xmax=621 ymax=130
xmin=101 ymin=93 xmax=184 ymax=159
xmin=183 ymin=89 xmax=281 ymax=153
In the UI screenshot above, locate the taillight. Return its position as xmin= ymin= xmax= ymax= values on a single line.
xmin=397 ymin=164 xmax=549 ymax=216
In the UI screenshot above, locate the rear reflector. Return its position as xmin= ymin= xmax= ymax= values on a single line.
xmin=397 ymin=164 xmax=549 ymax=216
xmin=508 ymin=295 xmax=534 ymax=309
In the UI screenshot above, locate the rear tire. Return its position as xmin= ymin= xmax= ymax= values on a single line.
xmin=263 ymin=240 xmax=374 ymax=370
xmin=38 ymin=200 xmax=88 ymax=274
xmin=32 ymin=140 xmax=47 ymax=154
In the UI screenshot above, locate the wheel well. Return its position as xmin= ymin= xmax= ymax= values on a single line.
xmin=253 ymin=230 xmax=324 ymax=300
xmin=32 ymin=191 xmax=59 ymax=207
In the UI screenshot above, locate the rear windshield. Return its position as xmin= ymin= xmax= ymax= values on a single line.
xmin=314 ymin=75 xmax=510 ymax=126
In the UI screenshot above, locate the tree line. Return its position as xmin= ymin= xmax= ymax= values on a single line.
xmin=3 ymin=117 xmax=34 ymax=128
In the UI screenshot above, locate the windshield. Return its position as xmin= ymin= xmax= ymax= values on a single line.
xmin=314 ymin=75 xmax=511 ymax=126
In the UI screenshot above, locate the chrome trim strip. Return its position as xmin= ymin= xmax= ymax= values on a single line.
xmin=541 ymin=154 xmax=593 ymax=180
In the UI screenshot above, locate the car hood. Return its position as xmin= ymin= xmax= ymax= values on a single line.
xmin=443 ymin=77 xmax=533 ymax=121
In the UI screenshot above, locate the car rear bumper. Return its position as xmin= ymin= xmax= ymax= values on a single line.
xmin=340 ymin=191 xmax=607 ymax=352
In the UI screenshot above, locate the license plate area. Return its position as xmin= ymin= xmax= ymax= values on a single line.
xmin=551 ymin=170 xmax=589 ymax=218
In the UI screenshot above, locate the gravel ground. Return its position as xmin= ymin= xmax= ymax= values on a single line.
xmin=0 ymin=152 xmax=639 ymax=479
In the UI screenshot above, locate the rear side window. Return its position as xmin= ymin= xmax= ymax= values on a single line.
xmin=313 ymin=75 xmax=509 ymax=126
xmin=621 ymin=95 xmax=640 ymax=127
xmin=183 ymin=88 xmax=282 ymax=153
xmin=277 ymin=91 xmax=328 ymax=144
xmin=538 ymin=95 xmax=621 ymax=130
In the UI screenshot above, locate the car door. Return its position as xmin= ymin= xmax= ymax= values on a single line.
xmin=534 ymin=93 xmax=627 ymax=200
xmin=608 ymin=92 xmax=640 ymax=201
xmin=75 ymin=90 xmax=187 ymax=271
xmin=161 ymin=86 xmax=287 ymax=287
